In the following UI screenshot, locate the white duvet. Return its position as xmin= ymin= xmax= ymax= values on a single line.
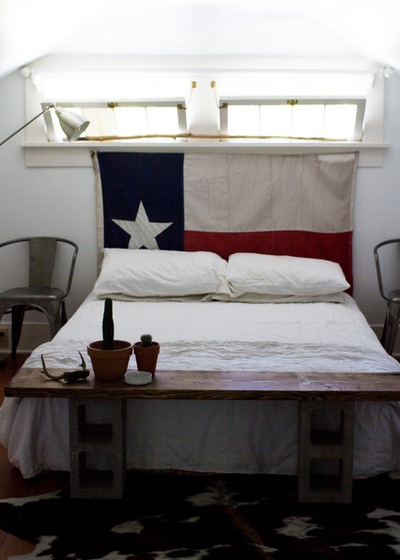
xmin=1 ymin=293 xmax=400 ymax=479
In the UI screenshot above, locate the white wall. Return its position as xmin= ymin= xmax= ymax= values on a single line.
xmin=0 ymin=68 xmax=400 ymax=351
xmin=353 ymin=70 xmax=400 ymax=323
xmin=0 ymin=70 xmax=98 ymax=349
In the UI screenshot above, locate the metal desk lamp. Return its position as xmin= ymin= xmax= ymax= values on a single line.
xmin=0 ymin=103 xmax=90 ymax=145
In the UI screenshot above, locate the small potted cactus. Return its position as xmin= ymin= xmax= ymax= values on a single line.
xmin=133 ymin=333 xmax=160 ymax=375
xmin=87 ymin=298 xmax=133 ymax=381
xmin=102 ymin=297 xmax=115 ymax=350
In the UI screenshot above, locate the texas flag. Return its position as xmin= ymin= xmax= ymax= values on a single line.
xmin=93 ymin=151 xmax=358 ymax=284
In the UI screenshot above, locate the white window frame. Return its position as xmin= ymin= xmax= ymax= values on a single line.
xmin=219 ymin=98 xmax=366 ymax=141
xmin=43 ymin=101 xmax=188 ymax=142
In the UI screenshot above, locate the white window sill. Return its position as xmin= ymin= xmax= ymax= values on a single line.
xmin=22 ymin=140 xmax=389 ymax=168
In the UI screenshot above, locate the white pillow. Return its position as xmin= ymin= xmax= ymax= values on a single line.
xmin=210 ymin=291 xmax=347 ymax=304
xmin=93 ymin=248 xmax=229 ymax=298
xmin=226 ymin=253 xmax=350 ymax=297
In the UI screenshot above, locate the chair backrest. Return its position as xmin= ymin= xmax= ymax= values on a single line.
xmin=29 ymin=237 xmax=58 ymax=287
xmin=0 ymin=237 xmax=78 ymax=297
xmin=374 ymin=238 xmax=400 ymax=301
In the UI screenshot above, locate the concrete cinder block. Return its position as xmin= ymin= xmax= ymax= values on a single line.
xmin=69 ymin=398 xmax=127 ymax=499
xmin=298 ymin=401 xmax=354 ymax=503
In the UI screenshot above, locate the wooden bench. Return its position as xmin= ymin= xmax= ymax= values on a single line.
xmin=6 ymin=368 xmax=400 ymax=502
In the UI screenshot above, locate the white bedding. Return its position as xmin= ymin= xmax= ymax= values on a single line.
xmin=2 ymin=292 xmax=400 ymax=479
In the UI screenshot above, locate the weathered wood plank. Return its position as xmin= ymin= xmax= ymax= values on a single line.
xmin=6 ymin=368 xmax=400 ymax=401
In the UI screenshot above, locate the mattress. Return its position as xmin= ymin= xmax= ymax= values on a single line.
xmin=1 ymin=292 xmax=400 ymax=480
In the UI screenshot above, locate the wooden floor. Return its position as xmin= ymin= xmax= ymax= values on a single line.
xmin=0 ymin=353 xmax=68 ymax=560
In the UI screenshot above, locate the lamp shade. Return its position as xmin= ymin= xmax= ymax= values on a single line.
xmin=0 ymin=103 xmax=90 ymax=146
xmin=55 ymin=107 xmax=90 ymax=141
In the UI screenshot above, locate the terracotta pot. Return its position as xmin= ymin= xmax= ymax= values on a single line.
xmin=133 ymin=341 xmax=160 ymax=375
xmin=87 ymin=340 xmax=133 ymax=381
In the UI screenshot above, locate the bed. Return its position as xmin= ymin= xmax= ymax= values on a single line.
xmin=2 ymin=151 xmax=400 ymax=483
xmin=1 ymin=248 xmax=400 ymax=481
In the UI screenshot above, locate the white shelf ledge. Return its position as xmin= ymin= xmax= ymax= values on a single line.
xmin=22 ymin=140 xmax=389 ymax=168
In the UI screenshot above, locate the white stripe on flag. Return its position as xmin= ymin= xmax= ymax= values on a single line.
xmin=183 ymin=153 xmax=357 ymax=233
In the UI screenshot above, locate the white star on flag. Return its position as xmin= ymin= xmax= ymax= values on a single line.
xmin=113 ymin=201 xmax=173 ymax=249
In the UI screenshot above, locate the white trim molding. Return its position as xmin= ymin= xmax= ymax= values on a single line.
xmin=23 ymin=140 xmax=388 ymax=168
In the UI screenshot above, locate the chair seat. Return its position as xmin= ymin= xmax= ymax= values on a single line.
xmin=0 ymin=286 xmax=64 ymax=302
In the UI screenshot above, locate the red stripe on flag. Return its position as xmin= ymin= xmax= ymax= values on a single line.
xmin=184 ymin=230 xmax=353 ymax=289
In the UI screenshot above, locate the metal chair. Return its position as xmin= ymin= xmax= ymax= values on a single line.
xmin=0 ymin=237 xmax=78 ymax=357
xmin=374 ymin=238 xmax=400 ymax=354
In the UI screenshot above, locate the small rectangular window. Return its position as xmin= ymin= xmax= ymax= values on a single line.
xmin=43 ymin=102 xmax=187 ymax=142
xmin=220 ymin=99 xmax=365 ymax=141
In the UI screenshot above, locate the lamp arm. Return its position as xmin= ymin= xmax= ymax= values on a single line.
xmin=0 ymin=103 xmax=55 ymax=146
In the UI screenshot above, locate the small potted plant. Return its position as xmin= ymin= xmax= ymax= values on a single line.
xmin=133 ymin=333 xmax=160 ymax=375
xmin=87 ymin=298 xmax=132 ymax=381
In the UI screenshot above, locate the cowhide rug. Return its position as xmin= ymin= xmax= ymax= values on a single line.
xmin=1 ymin=472 xmax=400 ymax=559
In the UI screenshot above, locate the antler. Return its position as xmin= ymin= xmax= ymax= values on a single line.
xmin=40 ymin=353 xmax=90 ymax=383
xmin=78 ymin=351 xmax=87 ymax=371
xmin=40 ymin=355 xmax=64 ymax=380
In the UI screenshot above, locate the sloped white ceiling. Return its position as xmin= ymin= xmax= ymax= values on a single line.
xmin=0 ymin=0 xmax=399 ymax=79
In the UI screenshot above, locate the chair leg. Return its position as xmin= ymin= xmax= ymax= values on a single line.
xmin=381 ymin=302 xmax=400 ymax=355
xmin=11 ymin=306 xmax=25 ymax=358
xmin=61 ymin=301 xmax=67 ymax=325
xmin=44 ymin=304 xmax=63 ymax=338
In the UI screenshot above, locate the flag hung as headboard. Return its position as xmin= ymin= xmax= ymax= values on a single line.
xmin=92 ymin=151 xmax=358 ymax=286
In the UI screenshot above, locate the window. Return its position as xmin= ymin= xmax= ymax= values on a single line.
xmin=217 ymin=70 xmax=370 ymax=142
xmin=23 ymin=56 xmax=387 ymax=168
xmin=31 ymin=65 xmax=191 ymax=142
xmin=43 ymin=102 xmax=187 ymax=142
xmin=220 ymin=98 xmax=366 ymax=141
